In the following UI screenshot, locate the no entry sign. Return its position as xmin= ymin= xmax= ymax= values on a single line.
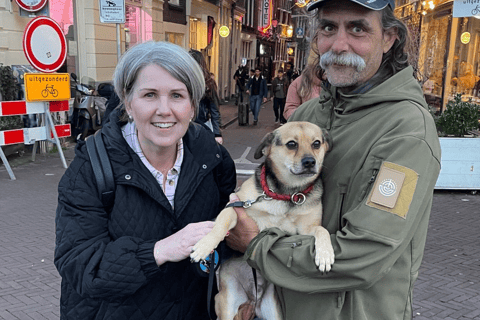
xmin=15 ymin=0 xmax=48 ymax=12
xmin=23 ymin=16 xmax=67 ymax=73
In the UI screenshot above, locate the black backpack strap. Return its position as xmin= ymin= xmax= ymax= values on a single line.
xmin=86 ymin=130 xmax=115 ymax=209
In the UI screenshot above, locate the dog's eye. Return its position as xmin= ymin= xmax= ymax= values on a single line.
xmin=286 ymin=141 xmax=297 ymax=149
xmin=312 ymin=140 xmax=322 ymax=149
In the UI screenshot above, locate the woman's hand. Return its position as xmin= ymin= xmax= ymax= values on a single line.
xmin=154 ymin=221 xmax=215 ymax=266
xmin=225 ymin=193 xmax=260 ymax=253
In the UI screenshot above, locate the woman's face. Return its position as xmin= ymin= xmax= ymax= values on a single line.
xmin=126 ymin=64 xmax=194 ymax=155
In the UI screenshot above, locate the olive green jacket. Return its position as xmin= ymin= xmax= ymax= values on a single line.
xmin=246 ymin=66 xmax=441 ymax=320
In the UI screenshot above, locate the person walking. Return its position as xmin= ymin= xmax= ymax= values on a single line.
xmin=54 ymin=41 xmax=236 ymax=320
xmin=234 ymin=65 xmax=248 ymax=105
xmin=189 ymin=49 xmax=224 ymax=144
xmin=225 ymin=1 xmax=441 ymax=319
xmin=245 ymin=67 xmax=268 ymax=125
xmin=271 ymin=68 xmax=289 ymax=124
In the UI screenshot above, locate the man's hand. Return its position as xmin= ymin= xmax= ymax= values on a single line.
xmin=246 ymin=90 xmax=250 ymax=94
xmin=225 ymin=194 xmax=260 ymax=253
xmin=263 ymin=97 xmax=267 ymax=103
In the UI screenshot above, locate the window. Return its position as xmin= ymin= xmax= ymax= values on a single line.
xmin=125 ymin=1 xmax=153 ymax=51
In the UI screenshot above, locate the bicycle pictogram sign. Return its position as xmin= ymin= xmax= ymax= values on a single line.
xmin=41 ymin=84 xmax=59 ymax=98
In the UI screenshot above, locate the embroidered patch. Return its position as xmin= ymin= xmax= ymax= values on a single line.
xmin=366 ymin=162 xmax=419 ymax=219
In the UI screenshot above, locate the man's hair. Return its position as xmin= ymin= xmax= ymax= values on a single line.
xmin=255 ymin=67 xmax=261 ymax=72
xmin=315 ymin=5 xmax=410 ymax=78
xmin=379 ymin=6 xmax=409 ymax=76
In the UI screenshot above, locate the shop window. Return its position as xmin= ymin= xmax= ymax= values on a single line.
xmin=448 ymin=17 xmax=480 ymax=103
xmin=49 ymin=0 xmax=76 ymax=74
xmin=420 ymin=14 xmax=449 ymax=111
xmin=125 ymin=1 xmax=153 ymax=51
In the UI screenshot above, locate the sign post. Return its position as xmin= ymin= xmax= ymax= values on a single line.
xmin=99 ymin=0 xmax=126 ymax=61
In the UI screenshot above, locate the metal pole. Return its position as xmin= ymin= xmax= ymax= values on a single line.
xmin=116 ymin=23 xmax=122 ymax=61
xmin=0 ymin=146 xmax=16 ymax=180
xmin=44 ymin=106 xmax=68 ymax=169
xmin=228 ymin=4 xmax=235 ymax=100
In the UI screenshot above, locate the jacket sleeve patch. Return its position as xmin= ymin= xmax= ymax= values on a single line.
xmin=366 ymin=161 xmax=419 ymax=219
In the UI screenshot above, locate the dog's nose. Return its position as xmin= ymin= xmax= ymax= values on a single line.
xmin=302 ymin=157 xmax=316 ymax=168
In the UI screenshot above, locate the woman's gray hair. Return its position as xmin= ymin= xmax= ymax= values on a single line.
xmin=113 ymin=41 xmax=205 ymax=120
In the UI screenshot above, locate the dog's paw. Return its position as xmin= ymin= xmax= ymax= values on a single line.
xmin=190 ymin=235 xmax=218 ymax=263
xmin=314 ymin=243 xmax=335 ymax=273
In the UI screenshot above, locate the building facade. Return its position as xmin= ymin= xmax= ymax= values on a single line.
xmin=395 ymin=0 xmax=480 ymax=112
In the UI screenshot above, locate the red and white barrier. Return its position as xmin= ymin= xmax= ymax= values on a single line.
xmin=0 ymin=100 xmax=70 ymax=180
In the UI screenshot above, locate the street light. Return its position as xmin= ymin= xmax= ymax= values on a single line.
xmin=287 ymin=26 xmax=293 ymax=37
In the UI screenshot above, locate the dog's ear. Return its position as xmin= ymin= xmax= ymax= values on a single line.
xmin=322 ymin=129 xmax=333 ymax=152
xmin=254 ymin=132 xmax=275 ymax=159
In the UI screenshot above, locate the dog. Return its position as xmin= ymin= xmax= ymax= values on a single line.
xmin=190 ymin=121 xmax=335 ymax=320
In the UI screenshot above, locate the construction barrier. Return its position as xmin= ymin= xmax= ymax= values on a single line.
xmin=0 ymin=100 xmax=71 ymax=180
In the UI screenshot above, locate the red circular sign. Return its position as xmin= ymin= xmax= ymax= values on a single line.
xmin=15 ymin=0 xmax=48 ymax=12
xmin=23 ymin=16 xmax=67 ymax=73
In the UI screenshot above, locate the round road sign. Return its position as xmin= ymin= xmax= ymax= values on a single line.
xmin=15 ymin=0 xmax=48 ymax=12
xmin=23 ymin=16 xmax=67 ymax=73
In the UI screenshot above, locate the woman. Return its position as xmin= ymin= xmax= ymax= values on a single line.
xmin=188 ymin=49 xmax=223 ymax=144
xmin=54 ymin=41 xmax=236 ymax=320
xmin=284 ymin=44 xmax=324 ymax=120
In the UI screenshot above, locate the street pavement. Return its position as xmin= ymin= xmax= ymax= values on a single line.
xmin=0 ymin=99 xmax=479 ymax=319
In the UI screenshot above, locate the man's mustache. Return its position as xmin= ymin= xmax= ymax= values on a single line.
xmin=320 ymin=51 xmax=366 ymax=72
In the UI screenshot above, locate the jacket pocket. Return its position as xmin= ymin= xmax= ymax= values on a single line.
xmin=272 ymin=240 xmax=303 ymax=268
xmin=337 ymin=184 xmax=348 ymax=230
xmin=358 ymin=157 xmax=383 ymax=202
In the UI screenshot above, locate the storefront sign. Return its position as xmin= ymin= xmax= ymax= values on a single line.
xmin=259 ymin=0 xmax=273 ymax=33
xmin=15 ymin=0 xmax=47 ymax=12
xmin=219 ymin=26 xmax=230 ymax=38
xmin=453 ymin=0 xmax=480 ymax=17
xmin=23 ymin=16 xmax=67 ymax=73
xmin=24 ymin=73 xmax=71 ymax=102
xmin=461 ymin=32 xmax=471 ymax=44
xmin=99 ymin=0 xmax=126 ymax=23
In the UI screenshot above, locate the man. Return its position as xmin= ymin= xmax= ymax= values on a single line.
xmin=285 ymin=62 xmax=294 ymax=84
xmin=246 ymin=67 xmax=268 ymax=125
xmin=271 ymin=68 xmax=289 ymax=123
xmin=234 ymin=65 xmax=248 ymax=105
xmin=226 ymin=0 xmax=441 ymax=319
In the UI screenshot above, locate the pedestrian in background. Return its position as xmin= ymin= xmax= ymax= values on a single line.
xmin=54 ymin=41 xmax=236 ymax=320
xmin=245 ymin=67 xmax=268 ymax=125
xmin=234 ymin=65 xmax=248 ymax=105
xmin=272 ymin=68 xmax=289 ymax=124
xmin=189 ymin=49 xmax=223 ymax=144
xmin=284 ymin=50 xmax=323 ymax=120
xmin=226 ymin=0 xmax=441 ymax=319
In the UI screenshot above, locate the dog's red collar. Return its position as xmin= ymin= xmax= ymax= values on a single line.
xmin=260 ymin=166 xmax=314 ymax=205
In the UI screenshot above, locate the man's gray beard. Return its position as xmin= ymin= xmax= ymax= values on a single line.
xmin=320 ymin=51 xmax=366 ymax=87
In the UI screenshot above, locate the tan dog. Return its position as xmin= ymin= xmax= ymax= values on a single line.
xmin=190 ymin=121 xmax=335 ymax=320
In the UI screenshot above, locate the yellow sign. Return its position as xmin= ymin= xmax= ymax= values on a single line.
xmin=461 ymin=32 xmax=471 ymax=44
xmin=24 ymin=73 xmax=71 ymax=102
xmin=219 ymin=26 xmax=230 ymax=38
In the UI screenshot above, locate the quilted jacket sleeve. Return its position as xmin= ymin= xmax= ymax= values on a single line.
xmin=54 ymin=156 xmax=165 ymax=300
xmin=216 ymin=143 xmax=237 ymax=209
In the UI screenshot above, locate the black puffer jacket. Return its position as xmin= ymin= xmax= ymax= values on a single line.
xmin=54 ymin=109 xmax=236 ymax=320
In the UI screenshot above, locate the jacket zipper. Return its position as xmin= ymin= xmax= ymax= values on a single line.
xmin=273 ymin=241 xmax=303 ymax=268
